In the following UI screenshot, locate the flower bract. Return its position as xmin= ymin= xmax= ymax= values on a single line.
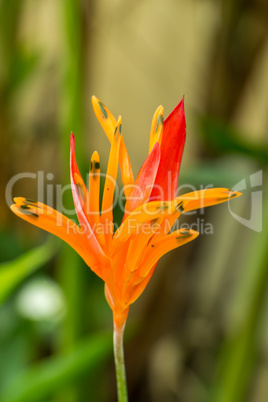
xmin=11 ymin=97 xmax=241 ymax=327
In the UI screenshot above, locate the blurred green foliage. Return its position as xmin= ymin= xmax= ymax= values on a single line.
xmin=1 ymin=0 xmax=268 ymax=401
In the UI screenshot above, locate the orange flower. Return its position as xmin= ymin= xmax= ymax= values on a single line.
xmin=11 ymin=97 xmax=241 ymax=328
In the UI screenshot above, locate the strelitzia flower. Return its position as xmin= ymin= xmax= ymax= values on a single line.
xmin=11 ymin=97 xmax=241 ymax=402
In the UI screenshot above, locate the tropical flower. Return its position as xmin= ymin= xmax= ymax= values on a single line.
xmin=11 ymin=97 xmax=241 ymax=329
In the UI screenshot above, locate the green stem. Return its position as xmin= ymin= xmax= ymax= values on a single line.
xmin=113 ymin=321 xmax=128 ymax=402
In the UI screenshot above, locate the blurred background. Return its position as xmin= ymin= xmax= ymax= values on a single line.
xmin=1 ymin=0 xmax=268 ymax=401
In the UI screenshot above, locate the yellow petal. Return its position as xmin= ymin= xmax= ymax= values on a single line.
xmin=91 ymin=96 xmax=134 ymax=193
xmin=89 ymin=151 xmax=101 ymax=217
xmin=101 ymin=116 xmax=122 ymax=248
xmin=149 ymin=105 xmax=164 ymax=154
xmin=88 ymin=151 xmax=106 ymax=249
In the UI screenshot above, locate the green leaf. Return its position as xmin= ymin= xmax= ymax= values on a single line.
xmin=1 ymin=331 xmax=112 ymax=402
xmin=0 ymin=238 xmax=59 ymax=305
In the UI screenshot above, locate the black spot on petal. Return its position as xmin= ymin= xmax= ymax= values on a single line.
xmin=23 ymin=200 xmax=39 ymax=208
xmin=176 ymin=201 xmax=184 ymax=213
xmin=20 ymin=204 xmax=30 ymax=210
xmin=177 ymin=230 xmax=190 ymax=238
xmin=18 ymin=207 xmax=39 ymax=218
xmin=25 ymin=198 xmax=37 ymax=204
xmin=98 ymin=102 xmax=108 ymax=119
xmin=156 ymin=114 xmax=160 ymax=132
xmin=76 ymin=183 xmax=85 ymax=202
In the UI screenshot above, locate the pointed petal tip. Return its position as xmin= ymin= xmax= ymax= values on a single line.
xmin=164 ymin=97 xmax=186 ymax=128
xmin=91 ymin=95 xmax=98 ymax=104
xmin=10 ymin=204 xmax=19 ymax=215
xmin=231 ymin=190 xmax=242 ymax=197
xmin=152 ymin=140 xmax=160 ymax=154
xmin=70 ymin=132 xmax=75 ymax=144
xmin=156 ymin=105 xmax=164 ymax=113
xmin=91 ymin=150 xmax=100 ymax=161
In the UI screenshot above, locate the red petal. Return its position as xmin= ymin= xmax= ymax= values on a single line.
xmin=150 ymin=98 xmax=186 ymax=201
xmin=124 ymin=142 xmax=160 ymax=217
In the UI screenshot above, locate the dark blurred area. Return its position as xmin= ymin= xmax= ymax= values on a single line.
xmin=1 ymin=1 xmax=268 ymax=401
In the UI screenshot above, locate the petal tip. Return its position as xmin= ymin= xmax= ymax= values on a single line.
xmin=91 ymin=95 xmax=98 ymax=104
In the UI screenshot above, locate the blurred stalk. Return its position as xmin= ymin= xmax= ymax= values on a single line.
xmin=57 ymin=1 xmax=87 ymax=401
xmin=113 ymin=322 xmax=128 ymax=402
xmin=205 ymin=0 xmax=268 ymax=120
xmin=211 ymin=178 xmax=268 ymax=402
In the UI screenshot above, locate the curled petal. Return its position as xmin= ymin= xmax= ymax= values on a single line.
xmin=10 ymin=198 xmax=104 ymax=270
xmin=139 ymin=228 xmax=199 ymax=277
xmin=162 ymin=188 xmax=242 ymax=233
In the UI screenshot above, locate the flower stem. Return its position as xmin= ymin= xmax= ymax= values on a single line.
xmin=113 ymin=321 xmax=128 ymax=402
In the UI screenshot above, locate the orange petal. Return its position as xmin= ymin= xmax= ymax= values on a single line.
xmin=123 ymin=263 xmax=157 ymax=307
xmin=125 ymin=220 xmax=162 ymax=273
xmin=113 ymin=199 xmax=174 ymax=244
xmin=70 ymin=133 xmax=105 ymax=259
xmin=139 ymin=228 xmax=199 ymax=277
xmin=10 ymin=198 xmax=105 ymax=270
xmin=162 ymin=188 xmax=242 ymax=233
